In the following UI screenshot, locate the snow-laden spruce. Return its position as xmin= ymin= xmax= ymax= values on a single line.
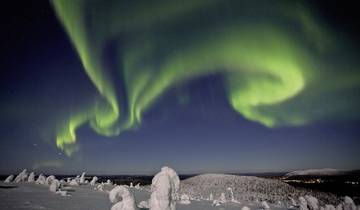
xmin=179 ymin=194 xmax=191 ymax=205
xmin=305 ymin=195 xmax=319 ymax=210
xmin=46 ymin=175 xmax=56 ymax=185
xmin=109 ymin=185 xmax=138 ymax=210
xmin=4 ymin=174 xmax=14 ymax=183
xmin=69 ymin=175 xmax=80 ymax=186
xmin=138 ymin=200 xmax=150 ymax=209
xmin=80 ymin=172 xmax=86 ymax=184
xmin=28 ymin=172 xmax=35 ymax=182
xmin=36 ymin=174 xmax=46 ymax=185
xmin=343 ymin=196 xmax=357 ymax=210
xmin=90 ymin=176 xmax=98 ymax=186
xmin=261 ymin=201 xmax=270 ymax=209
xmin=14 ymin=169 xmax=28 ymax=183
xmin=299 ymin=197 xmax=309 ymax=210
xmin=149 ymin=166 xmax=180 ymax=210
xmin=95 ymin=183 xmax=104 ymax=192
xmin=49 ymin=179 xmax=60 ymax=193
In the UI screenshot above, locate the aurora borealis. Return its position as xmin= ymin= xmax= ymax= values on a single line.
xmin=51 ymin=0 xmax=360 ymax=155
xmin=1 ymin=0 xmax=360 ymax=174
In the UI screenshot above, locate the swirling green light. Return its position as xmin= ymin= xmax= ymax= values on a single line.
xmin=51 ymin=0 xmax=359 ymax=155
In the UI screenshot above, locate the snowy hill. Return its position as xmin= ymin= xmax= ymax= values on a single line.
xmin=179 ymin=173 xmax=339 ymax=205
xmin=284 ymin=169 xmax=346 ymax=177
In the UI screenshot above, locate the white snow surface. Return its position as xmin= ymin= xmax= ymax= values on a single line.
xmin=0 ymin=182 xmax=263 ymax=210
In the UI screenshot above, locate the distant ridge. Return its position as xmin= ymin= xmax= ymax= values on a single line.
xmin=284 ymin=168 xmax=346 ymax=177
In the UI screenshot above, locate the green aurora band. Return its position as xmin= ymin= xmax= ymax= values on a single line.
xmin=51 ymin=0 xmax=360 ymax=155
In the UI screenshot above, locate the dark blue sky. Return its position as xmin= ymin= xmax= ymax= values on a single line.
xmin=0 ymin=0 xmax=360 ymax=175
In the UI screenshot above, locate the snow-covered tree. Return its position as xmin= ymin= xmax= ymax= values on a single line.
xmin=343 ymin=196 xmax=356 ymax=210
xmin=179 ymin=194 xmax=191 ymax=205
xmin=209 ymin=193 xmax=214 ymax=201
xmin=299 ymin=197 xmax=309 ymax=210
xmin=149 ymin=166 xmax=180 ymax=210
xmin=49 ymin=179 xmax=60 ymax=193
xmin=90 ymin=176 xmax=98 ymax=186
xmin=36 ymin=174 xmax=46 ymax=185
xmin=219 ymin=192 xmax=226 ymax=203
xmin=138 ymin=201 xmax=150 ymax=209
xmin=336 ymin=204 xmax=343 ymax=210
xmin=14 ymin=169 xmax=28 ymax=183
xmin=325 ymin=204 xmax=336 ymax=210
xmin=261 ymin=201 xmax=270 ymax=209
xmin=4 ymin=175 xmax=14 ymax=183
xmin=80 ymin=172 xmax=86 ymax=184
xmin=28 ymin=172 xmax=35 ymax=182
xmin=46 ymin=175 xmax=56 ymax=185
xmin=305 ymin=195 xmax=319 ymax=210
xmin=109 ymin=185 xmax=138 ymax=210
xmin=95 ymin=183 xmax=105 ymax=192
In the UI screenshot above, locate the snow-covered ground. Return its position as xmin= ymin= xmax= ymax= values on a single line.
xmin=1 ymin=168 xmax=358 ymax=210
xmin=0 ymin=182 xmax=260 ymax=210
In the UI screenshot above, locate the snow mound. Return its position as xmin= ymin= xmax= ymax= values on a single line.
xmin=285 ymin=169 xmax=345 ymax=177
xmin=109 ymin=185 xmax=138 ymax=210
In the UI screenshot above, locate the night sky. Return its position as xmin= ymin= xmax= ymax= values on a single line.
xmin=1 ymin=0 xmax=360 ymax=175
